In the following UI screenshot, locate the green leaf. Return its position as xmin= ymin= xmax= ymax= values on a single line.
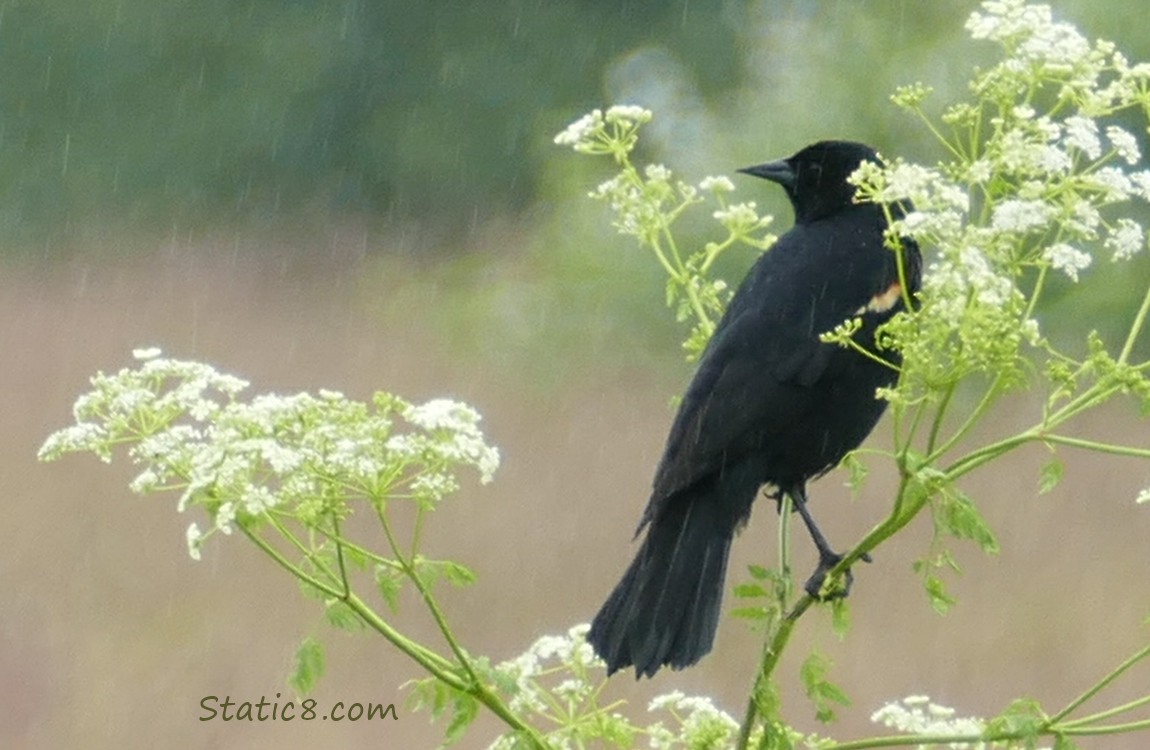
xmin=288 ymin=637 xmax=325 ymax=695
xmin=759 ymin=721 xmax=796 ymax=750
xmin=341 ymin=543 xmax=370 ymax=570
xmin=925 ymin=575 xmax=956 ymax=615
xmin=799 ymin=652 xmax=851 ymax=724
xmin=842 ymin=452 xmax=869 ymax=496
xmin=375 ymin=564 xmax=404 ymax=613
xmin=441 ymin=561 xmax=477 ymax=587
xmin=830 ymin=599 xmax=851 ymax=639
xmin=748 ymin=564 xmax=773 ymax=580
xmin=1038 ymin=458 xmax=1064 ymax=495
xmin=406 ymin=676 xmax=454 ymax=720
xmin=937 ymin=490 xmax=999 ymax=554
xmin=443 ymin=694 xmax=480 ymax=746
xmin=412 ymin=557 xmax=478 ymax=590
xmin=325 ymin=599 xmax=365 ymax=631
xmin=986 ymin=698 xmax=1046 ymax=741
xmin=754 ymin=679 xmax=782 ymax=718
xmin=734 ymin=583 xmax=768 ymax=599
xmin=731 ymin=606 xmax=769 ymax=621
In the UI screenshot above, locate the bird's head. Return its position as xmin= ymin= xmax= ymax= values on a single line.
xmin=739 ymin=140 xmax=882 ymax=224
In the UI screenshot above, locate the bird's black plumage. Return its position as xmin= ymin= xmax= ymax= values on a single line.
xmin=588 ymin=140 xmax=921 ymax=678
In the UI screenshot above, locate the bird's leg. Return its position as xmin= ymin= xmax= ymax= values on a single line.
xmin=765 ymin=486 xmax=786 ymax=513
xmin=789 ymin=484 xmax=866 ymax=600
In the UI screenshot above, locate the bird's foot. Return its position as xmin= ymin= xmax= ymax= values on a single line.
xmin=803 ymin=550 xmax=869 ymax=600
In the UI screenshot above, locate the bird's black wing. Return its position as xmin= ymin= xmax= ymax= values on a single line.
xmin=645 ymin=212 xmax=903 ymax=520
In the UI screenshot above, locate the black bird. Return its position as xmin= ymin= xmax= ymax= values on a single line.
xmin=588 ymin=140 xmax=921 ymax=678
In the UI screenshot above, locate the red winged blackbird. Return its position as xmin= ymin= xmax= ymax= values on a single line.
xmin=588 ymin=140 xmax=922 ymax=678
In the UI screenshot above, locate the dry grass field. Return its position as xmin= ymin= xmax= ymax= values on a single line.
xmin=4 ymin=233 xmax=1149 ymax=749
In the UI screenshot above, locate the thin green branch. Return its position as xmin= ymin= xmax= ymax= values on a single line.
xmin=1060 ymin=718 xmax=1150 ymax=736
xmin=241 ymin=523 xmax=458 ymax=678
xmin=1061 ymin=693 xmax=1150 ymax=728
xmin=331 ymin=513 xmax=351 ymax=597
xmin=927 ymin=376 xmax=1004 ymax=463
xmin=1039 ymin=433 xmax=1150 ymax=459
xmin=1119 ymin=279 xmax=1150 ymax=365
xmin=375 ymin=504 xmax=481 ymax=683
xmin=241 ymin=525 xmax=343 ymax=600
xmin=1047 ymin=643 xmax=1150 ymax=725
xmin=737 ymin=477 xmax=927 ymax=750
xmin=828 ymin=731 xmax=1001 ymax=750
xmin=371 ymin=503 xmax=549 ymax=749
xmin=925 ymin=383 xmax=956 ymax=456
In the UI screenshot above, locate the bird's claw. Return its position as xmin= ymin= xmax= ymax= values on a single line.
xmin=803 ymin=552 xmax=856 ymax=600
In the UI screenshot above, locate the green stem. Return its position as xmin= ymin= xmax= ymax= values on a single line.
xmin=829 ymin=731 xmax=1003 ymax=750
xmin=736 ymin=477 xmax=927 ymax=750
xmin=376 ymin=506 xmax=481 ymax=685
xmin=343 ymin=592 xmax=553 ymax=749
xmin=241 ymin=524 xmax=457 ymax=676
xmin=925 ymin=383 xmax=956 ymax=456
xmin=738 ymin=599 xmax=813 ymax=750
xmin=1039 ymin=433 xmax=1150 ymax=459
xmin=1060 ymin=718 xmax=1150 ymax=736
xmin=1047 ymin=643 xmax=1150 ymax=724
xmin=242 ymin=525 xmax=342 ymax=599
xmin=341 ymin=591 xmax=468 ymax=690
xmin=839 ymin=336 xmax=903 ymax=372
xmin=646 ymin=234 xmax=682 ymax=282
xmin=944 ymin=433 xmax=1033 ymax=480
xmin=1060 ymin=693 xmax=1150 ymax=728
xmin=736 ymin=495 xmax=797 ymax=750
xmin=372 ymin=507 xmax=550 ymax=748
xmin=1119 ymin=276 xmax=1150 ymax=365
xmin=332 ymin=513 xmax=351 ymax=596
xmin=926 ymin=375 xmax=1004 ymax=464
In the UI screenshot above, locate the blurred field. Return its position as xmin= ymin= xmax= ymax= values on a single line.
xmin=3 ymin=230 xmax=1150 ymax=749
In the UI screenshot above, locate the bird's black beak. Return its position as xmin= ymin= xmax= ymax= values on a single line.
xmin=738 ymin=159 xmax=796 ymax=190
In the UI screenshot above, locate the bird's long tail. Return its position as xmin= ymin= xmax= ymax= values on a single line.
xmin=588 ymin=486 xmax=748 ymax=678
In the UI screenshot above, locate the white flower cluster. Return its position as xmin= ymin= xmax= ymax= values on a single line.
xmin=589 ymin=169 xmax=675 ymax=240
xmin=553 ymin=105 xmax=653 ymax=153
xmin=712 ymin=201 xmax=769 ymax=234
xmin=394 ymin=398 xmax=500 ymax=484
xmin=966 ymin=0 xmax=1150 ymax=113
xmin=871 ymin=696 xmax=988 ymax=747
xmin=487 ymin=624 xmax=744 ymax=750
xmin=494 ymin=623 xmax=602 ymax=717
xmin=39 ymin=349 xmax=501 ymax=561
xmin=872 ymin=695 xmax=1054 ymax=750
xmin=872 ymin=0 xmax=1150 ymax=277
xmin=847 ymin=0 xmax=1150 ymax=397
xmin=646 ymin=690 xmax=740 ymax=750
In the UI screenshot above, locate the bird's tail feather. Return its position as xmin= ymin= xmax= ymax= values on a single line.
xmin=588 ymin=489 xmax=744 ymax=678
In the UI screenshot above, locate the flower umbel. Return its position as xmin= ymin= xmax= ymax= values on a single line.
xmin=39 ymin=350 xmax=500 ymax=560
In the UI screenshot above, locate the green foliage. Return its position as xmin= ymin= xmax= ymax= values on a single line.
xmin=841 ymin=453 xmax=870 ymax=498
xmin=1038 ymin=457 xmax=1064 ymax=494
xmin=556 ymin=106 xmax=776 ymax=360
xmin=407 ymin=675 xmax=481 ymax=748
xmin=324 ymin=599 xmax=365 ymax=632
xmin=799 ymin=652 xmax=851 ymax=724
xmin=986 ymin=698 xmax=1048 ymax=746
xmin=288 ymin=637 xmax=325 ymax=696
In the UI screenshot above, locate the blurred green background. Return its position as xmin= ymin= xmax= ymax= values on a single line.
xmin=5 ymin=1 xmax=1150 ymax=748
